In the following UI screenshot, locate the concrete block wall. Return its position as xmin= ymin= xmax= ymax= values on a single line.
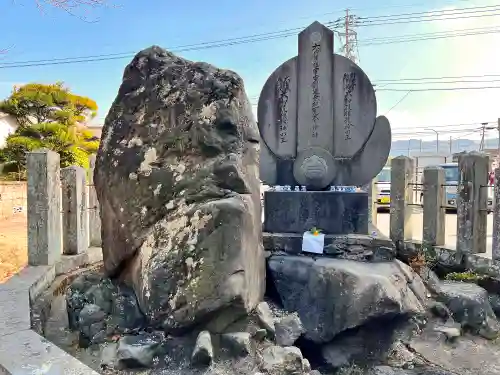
xmin=0 ymin=181 xmax=26 ymax=220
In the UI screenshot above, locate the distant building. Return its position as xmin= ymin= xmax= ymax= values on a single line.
xmin=85 ymin=123 xmax=103 ymax=139
xmin=0 ymin=112 xmax=19 ymax=147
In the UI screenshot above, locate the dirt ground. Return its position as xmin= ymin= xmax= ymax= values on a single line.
xmin=0 ymin=215 xmax=27 ymax=283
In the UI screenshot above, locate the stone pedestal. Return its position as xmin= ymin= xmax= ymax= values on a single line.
xmin=263 ymin=191 xmax=368 ymax=235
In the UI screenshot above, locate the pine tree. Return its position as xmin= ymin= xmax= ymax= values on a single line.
xmin=0 ymin=82 xmax=99 ymax=179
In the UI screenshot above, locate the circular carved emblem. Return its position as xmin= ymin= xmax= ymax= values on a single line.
xmin=293 ymin=147 xmax=335 ymax=189
xmin=301 ymin=155 xmax=327 ymax=180
xmin=310 ymin=31 xmax=322 ymax=43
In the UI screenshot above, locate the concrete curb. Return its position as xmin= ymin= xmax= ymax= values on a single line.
xmin=0 ymin=247 xmax=103 ymax=375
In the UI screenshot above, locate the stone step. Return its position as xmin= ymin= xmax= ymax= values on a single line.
xmin=263 ymin=232 xmax=395 ymax=262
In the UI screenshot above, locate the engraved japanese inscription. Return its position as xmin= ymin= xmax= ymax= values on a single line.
xmin=276 ymin=76 xmax=291 ymax=144
xmin=343 ymin=72 xmax=356 ymax=141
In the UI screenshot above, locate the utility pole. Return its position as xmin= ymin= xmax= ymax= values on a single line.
xmin=449 ymin=135 xmax=452 ymax=154
xmin=480 ymin=123 xmax=487 ymax=151
xmin=424 ymin=128 xmax=439 ymax=153
xmin=334 ymin=9 xmax=360 ymax=63
xmin=497 ymin=118 xmax=500 ymax=163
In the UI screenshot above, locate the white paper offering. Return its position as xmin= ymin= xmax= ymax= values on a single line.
xmin=302 ymin=232 xmax=325 ymax=254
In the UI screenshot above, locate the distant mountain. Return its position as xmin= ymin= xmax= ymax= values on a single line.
xmin=390 ymin=138 xmax=499 ymax=157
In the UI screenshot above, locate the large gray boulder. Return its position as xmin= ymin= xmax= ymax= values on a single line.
xmin=437 ymin=281 xmax=500 ymax=339
xmin=268 ymin=256 xmax=428 ymax=343
xmin=94 ymin=46 xmax=265 ymax=331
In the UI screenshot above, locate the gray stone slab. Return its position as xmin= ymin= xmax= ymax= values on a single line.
xmin=258 ymin=58 xmax=298 ymax=158
xmin=389 ymin=156 xmax=414 ymax=244
xmin=456 ymin=152 xmax=489 ymax=254
xmin=264 ymin=191 xmax=368 ymax=234
xmin=259 ymin=140 xmax=277 ymax=186
xmin=423 ymin=166 xmax=446 ymax=246
xmin=0 ymin=289 xmax=31 ymax=336
xmin=0 ymin=329 xmax=99 ymax=374
xmin=332 ymin=115 xmax=391 ymax=186
xmin=27 ymin=150 xmax=62 ymax=266
xmin=492 ymin=168 xmax=500 ymax=261
xmin=0 ymin=266 xmax=53 ymax=295
xmin=297 ymin=21 xmax=335 ymax=154
xmin=332 ymin=54 xmax=377 ymax=158
xmin=263 ymin=232 xmax=394 ymax=260
xmin=61 ymin=166 xmax=88 ymax=255
xmin=54 ymin=247 xmax=103 ymax=276
xmin=88 ymin=155 xmax=102 ymax=247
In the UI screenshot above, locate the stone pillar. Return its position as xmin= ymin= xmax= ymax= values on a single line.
xmin=369 ymin=179 xmax=378 ymax=227
xmin=363 ymin=180 xmax=378 ymax=229
xmin=27 ymin=149 xmax=62 ymax=266
xmin=390 ymin=156 xmax=414 ymax=245
xmin=492 ymin=168 xmax=500 ymax=260
xmin=422 ymin=166 xmax=446 ymax=247
xmin=456 ymin=152 xmax=489 ymax=255
xmin=61 ymin=166 xmax=88 ymax=255
xmin=88 ymin=155 xmax=101 ymax=247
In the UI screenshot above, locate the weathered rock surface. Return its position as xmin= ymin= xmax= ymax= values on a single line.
xmin=220 ymin=332 xmax=252 ymax=357
xmin=274 ymin=313 xmax=305 ymax=346
xmin=191 ymin=330 xmax=213 ymax=366
xmin=256 ymin=301 xmax=276 ymax=335
xmin=259 ymin=346 xmax=308 ymax=375
xmin=66 ymin=272 xmax=146 ymax=347
xmin=94 ymin=46 xmax=265 ymax=331
xmin=268 ymin=256 xmax=427 ymax=343
xmin=437 ymin=281 xmax=500 ymax=339
xmin=320 ymin=313 xmax=420 ymax=371
xmin=116 ymin=334 xmax=162 ymax=369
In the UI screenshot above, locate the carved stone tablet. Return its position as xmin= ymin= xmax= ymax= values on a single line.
xmin=257 ymin=21 xmax=390 ymax=189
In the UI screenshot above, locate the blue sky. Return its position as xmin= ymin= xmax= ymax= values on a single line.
xmin=1 ymin=0 xmax=499 ymax=141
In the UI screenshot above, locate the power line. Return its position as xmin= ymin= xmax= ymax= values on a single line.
xmin=384 ymin=90 xmax=412 ymax=115
xmin=350 ymin=6 xmax=500 ymax=27
xmin=374 ymin=73 xmax=500 ymax=82
xmin=377 ymin=86 xmax=500 ymax=91
xmin=376 ymin=79 xmax=500 ymax=85
xmin=0 ymin=4 xmax=499 ymax=69
xmin=361 ymin=28 xmax=500 ymax=46
xmin=360 ymin=25 xmax=500 ymax=43
xmin=393 ymin=127 xmax=482 ymax=135
xmin=354 ymin=4 xmax=500 ymax=22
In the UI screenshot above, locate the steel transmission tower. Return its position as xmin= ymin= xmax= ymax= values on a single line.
xmin=332 ymin=9 xmax=360 ymax=63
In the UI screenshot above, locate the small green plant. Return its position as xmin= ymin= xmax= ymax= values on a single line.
xmin=309 ymin=227 xmax=322 ymax=236
xmin=445 ymin=271 xmax=485 ymax=283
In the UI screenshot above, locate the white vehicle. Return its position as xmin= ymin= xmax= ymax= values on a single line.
xmin=375 ymin=167 xmax=391 ymax=209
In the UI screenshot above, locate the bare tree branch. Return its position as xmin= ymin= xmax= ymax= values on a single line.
xmin=35 ymin=0 xmax=118 ymax=22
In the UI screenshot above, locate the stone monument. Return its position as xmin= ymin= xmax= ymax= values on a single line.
xmin=259 ymin=21 xmax=391 ymax=247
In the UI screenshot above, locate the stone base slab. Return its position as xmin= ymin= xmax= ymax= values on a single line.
xmin=263 ymin=232 xmax=395 ymax=262
xmin=263 ymin=190 xmax=368 ymax=235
